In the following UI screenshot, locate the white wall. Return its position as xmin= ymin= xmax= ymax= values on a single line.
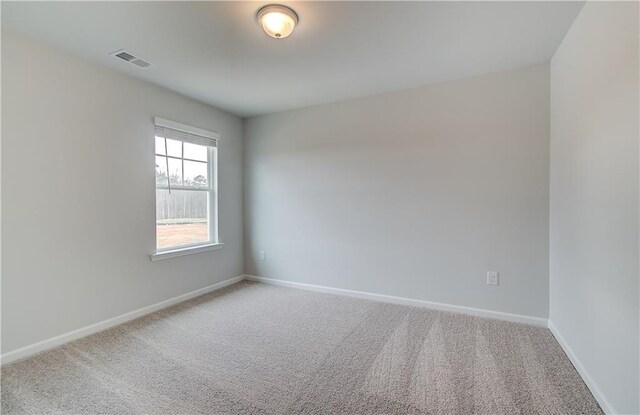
xmin=549 ymin=2 xmax=639 ymax=414
xmin=1 ymin=32 xmax=244 ymax=354
xmin=245 ymin=64 xmax=550 ymax=318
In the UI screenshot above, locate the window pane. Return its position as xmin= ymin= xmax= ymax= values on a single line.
xmin=183 ymin=142 xmax=208 ymax=162
xmin=166 ymin=138 xmax=182 ymax=158
xmin=184 ymin=160 xmax=208 ymax=187
xmin=155 ymin=156 xmax=168 ymax=186
xmin=155 ymin=136 xmax=166 ymax=155
xmin=168 ymin=157 xmax=182 ymax=186
xmin=156 ymin=189 xmax=209 ymax=249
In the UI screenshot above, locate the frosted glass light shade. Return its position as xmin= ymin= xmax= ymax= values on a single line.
xmin=257 ymin=5 xmax=298 ymax=39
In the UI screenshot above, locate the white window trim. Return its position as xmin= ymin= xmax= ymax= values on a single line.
xmin=151 ymin=118 xmax=221 ymax=260
xmin=150 ymin=242 xmax=225 ymax=261
xmin=154 ymin=117 xmax=221 ymax=141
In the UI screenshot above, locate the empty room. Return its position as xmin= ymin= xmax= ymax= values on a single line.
xmin=1 ymin=1 xmax=638 ymax=414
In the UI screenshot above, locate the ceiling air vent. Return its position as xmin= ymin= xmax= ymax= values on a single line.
xmin=109 ymin=49 xmax=151 ymax=68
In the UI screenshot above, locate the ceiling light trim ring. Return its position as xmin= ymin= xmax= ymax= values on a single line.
xmin=257 ymin=4 xmax=299 ymax=39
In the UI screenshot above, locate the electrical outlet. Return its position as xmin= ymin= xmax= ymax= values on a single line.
xmin=259 ymin=250 xmax=266 ymax=261
xmin=487 ymin=271 xmax=499 ymax=286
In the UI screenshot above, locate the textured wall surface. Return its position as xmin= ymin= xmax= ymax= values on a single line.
xmin=1 ymin=32 xmax=244 ymax=353
xmin=245 ymin=64 xmax=550 ymax=318
xmin=550 ymin=2 xmax=639 ymax=413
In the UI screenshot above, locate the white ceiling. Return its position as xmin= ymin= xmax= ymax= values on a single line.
xmin=2 ymin=1 xmax=584 ymax=117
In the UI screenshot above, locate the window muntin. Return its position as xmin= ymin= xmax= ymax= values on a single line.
xmin=154 ymin=122 xmax=218 ymax=252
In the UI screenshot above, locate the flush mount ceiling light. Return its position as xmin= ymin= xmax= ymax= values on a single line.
xmin=257 ymin=4 xmax=298 ymax=39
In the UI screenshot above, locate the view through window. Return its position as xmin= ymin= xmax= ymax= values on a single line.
xmin=155 ymin=127 xmax=217 ymax=251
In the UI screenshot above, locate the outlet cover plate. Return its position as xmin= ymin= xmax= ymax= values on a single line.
xmin=487 ymin=271 xmax=499 ymax=286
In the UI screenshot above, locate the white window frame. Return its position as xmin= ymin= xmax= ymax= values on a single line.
xmin=151 ymin=117 xmax=223 ymax=261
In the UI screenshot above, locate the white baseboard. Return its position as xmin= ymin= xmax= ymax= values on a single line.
xmin=243 ymin=275 xmax=548 ymax=328
xmin=548 ymin=320 xmax=616 ymax=415
xmin=2 ymin=273 xmax=614 ymax=413
xmin=0 ymin=275 xmax=244 ymax=365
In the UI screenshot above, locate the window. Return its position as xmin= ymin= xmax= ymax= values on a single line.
xmin=153 ymin=117 xmax=220 ymax=257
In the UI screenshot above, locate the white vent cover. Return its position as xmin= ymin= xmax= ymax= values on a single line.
xmin=109 ymin=49 xmax=151 ymax=68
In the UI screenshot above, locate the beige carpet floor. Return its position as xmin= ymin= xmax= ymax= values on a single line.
xmin=2 ymin=281 xmax=602 ymax=414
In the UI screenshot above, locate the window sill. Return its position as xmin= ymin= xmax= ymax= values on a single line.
xmin=150 ymin=243 xmax=224 ymax=261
